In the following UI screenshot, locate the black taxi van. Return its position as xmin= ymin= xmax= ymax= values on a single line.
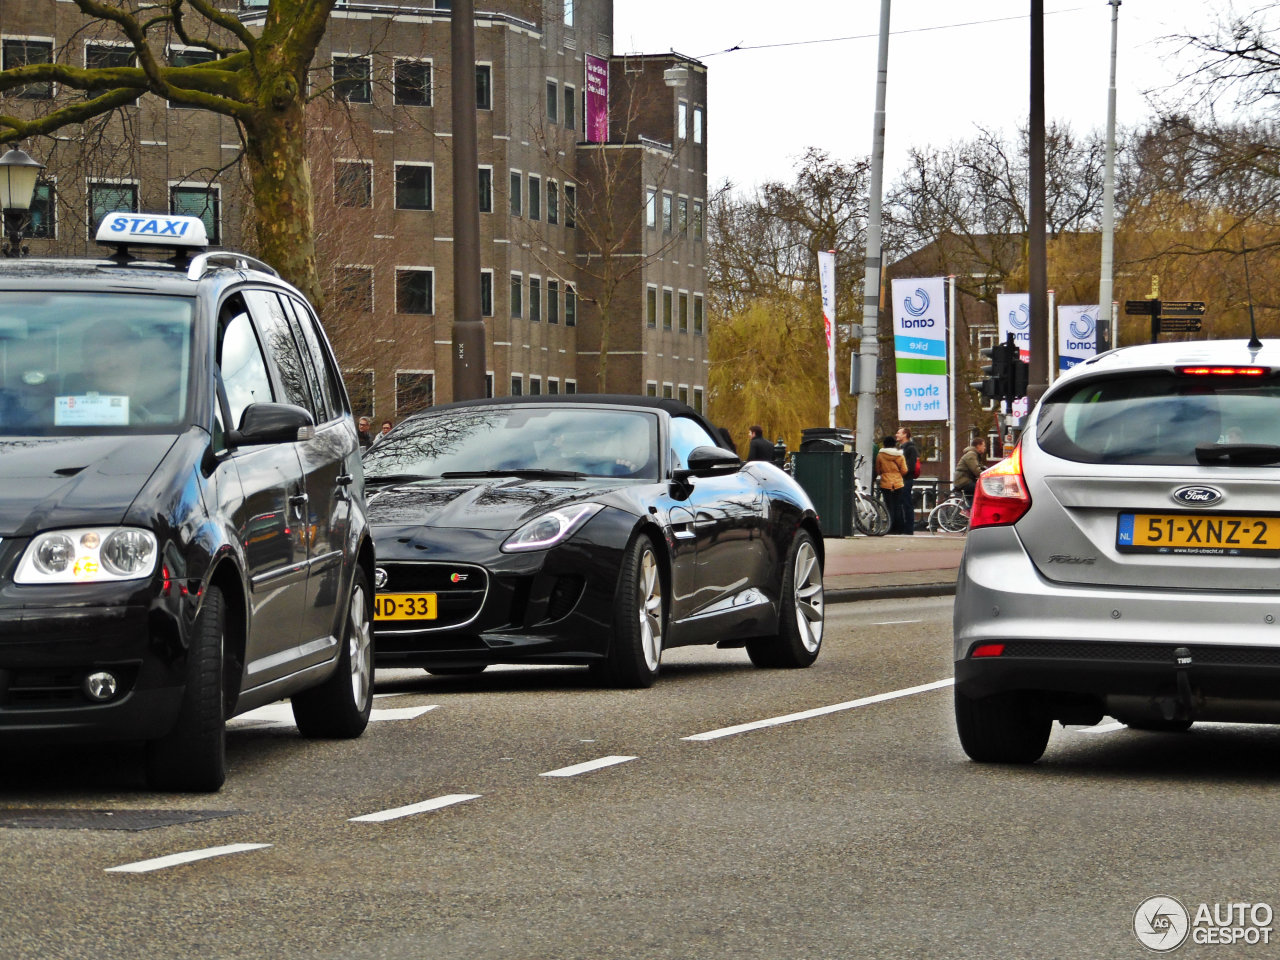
xmin=0 ymin=213 xmax=375 ymax=791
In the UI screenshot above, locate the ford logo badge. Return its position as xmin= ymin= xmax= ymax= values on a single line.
xmin=1172 ymin=485 xmax=1223 ymax=506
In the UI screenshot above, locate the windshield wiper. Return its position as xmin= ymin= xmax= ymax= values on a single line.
xmin=364 ymin=472 xmax=438 ymax=486
xmin=440 ymin=469 xmax=587 ymax=480
xmin=1195 ymin=443 xmax=1280 ymax=465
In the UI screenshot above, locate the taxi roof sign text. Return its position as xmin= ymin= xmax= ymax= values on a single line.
xmin=95 ymin=213 xmax=209 ymax=248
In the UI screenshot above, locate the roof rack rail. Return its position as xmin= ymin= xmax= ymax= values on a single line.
xmin=187 ymin=251 xmax=279 ymax=281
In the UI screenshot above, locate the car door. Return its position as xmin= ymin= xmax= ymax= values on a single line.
xmin=243 ymin=289 xmax=352 ymax=657
xmin=214 ymin=296 xmax=309 ymax=685
xmin=669 ymin=415 xmax=769 ymax=615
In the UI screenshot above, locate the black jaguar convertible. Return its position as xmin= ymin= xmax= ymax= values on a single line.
xmin=362 ymin=396 xmax=824 ymax=687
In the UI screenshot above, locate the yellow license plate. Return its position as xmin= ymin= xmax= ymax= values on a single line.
xmin=374 ymin=593 xmax=438 ymax=621
xmin=1118 ymin=513 xmax=1280 ymax=556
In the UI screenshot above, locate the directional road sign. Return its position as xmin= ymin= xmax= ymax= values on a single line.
xmin=1160 ymin=300 xmax=1206 ymax=318
xmin=1125 ymin=299 xmax=1159 ymax=316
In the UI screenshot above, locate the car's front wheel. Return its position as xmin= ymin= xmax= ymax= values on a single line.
xmin=145 ymin=586 xmax=228 ymax=792
xmin=954 ymin=689 xmax=1051 ymax=763
xmin=602 ymin=535 xmax=665 ymax=688
xmin=747 ymin=531 xmax=824 ymax=669
xmin=292 ymin=567 xmax=374 ymax=738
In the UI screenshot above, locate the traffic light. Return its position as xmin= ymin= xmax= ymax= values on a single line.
xmin=1010 ymin=354 xmax=1029 ymax=399
xmin=974 ymin=341 xmax=1012 ymax=402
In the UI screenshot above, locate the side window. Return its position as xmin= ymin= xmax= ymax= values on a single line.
xmin=242 ymin=289 xmax=315 ymax=419
xmin=669 ymin=416 xmax=719 ymax=470
xmin=284 ymin=295 xmax=346 ymax=421
xmin=217 ymin=305 xmax=274 ymax=430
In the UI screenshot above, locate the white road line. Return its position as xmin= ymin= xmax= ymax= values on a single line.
xmin=683 ymin=678 xmax=956 ymax=741
xmin=540 ymin=755 xmax=637 ymax=778
xmin=349 ymin=794 xmax=481 ymax=823
xmin=1077 ymin=720 xmax=1128 ymax=735
xmin=871 ymin=619 xmax=924 ymax=626
xmin=106 ymin=843 xmax=271 ymax=874
xmin=228 ymin=703 xmax=437 ymax=728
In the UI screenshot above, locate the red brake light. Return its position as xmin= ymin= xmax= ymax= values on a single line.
xmin=969 ymin=444 xmax=1032 ymax=529
xmin=1176 ymin=366 xmax=1268 ymax=377
xmin=972 ymin=643 xmax=1005 ymax=658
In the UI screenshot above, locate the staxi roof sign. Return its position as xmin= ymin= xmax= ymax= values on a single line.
xmin=94 ymin=212 xmax=209 ymax=248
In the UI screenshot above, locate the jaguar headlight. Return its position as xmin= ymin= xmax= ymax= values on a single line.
xmin=502 ymin=504 xmax=605 ymax=552
xmin=16 ymin=527 xmax=159 ymax=584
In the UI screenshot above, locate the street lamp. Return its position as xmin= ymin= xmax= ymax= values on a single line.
xmin=0 ymin=144 xmax=45 ymax=258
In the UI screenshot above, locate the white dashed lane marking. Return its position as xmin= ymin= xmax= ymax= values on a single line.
xmin=106 ymin=843 xmax=271 ymax=874
xmin=228 ymin=703 xmax=437 ymax=729
xmin=683 ymin=679 xmax=955 ymax=741
xmin=540 ymin=756 xmax=637 ymax=778
xmin=349 ymin=794 xmax=481 ymax=823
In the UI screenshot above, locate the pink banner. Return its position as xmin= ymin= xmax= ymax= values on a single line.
xmin=585 ymin=54 xmax=608 ymax=144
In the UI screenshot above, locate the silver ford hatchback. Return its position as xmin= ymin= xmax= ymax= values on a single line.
xmin=954 ymin=339 xmax=1280 ymax=762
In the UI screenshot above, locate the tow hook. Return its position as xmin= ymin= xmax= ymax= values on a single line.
xmin=1162 ymin=646 xmax=1195 ymax=722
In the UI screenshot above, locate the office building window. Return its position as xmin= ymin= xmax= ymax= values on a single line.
xmin=564 ymin=0 xmax=574 ymax=26
xmin=478 ymin=166 xmax=493 ymax=212
xmin=476 ymin=64 xmax=492 ymax=109
xmin=547 ymin=181 xmax=558 ymax=225
xmin=509 ymin=170 xmax=522 ymax=216
xmin=171 ymin=185 xmax=220 ymax=244
xmin=334 ymin=161 xmax=372 ymax=208
xmin=396 ymin=268 xmax=433 ymax=315
xmin=646 ymin=381 xmax=658 ymax=397
xmin=394 ymin=59 xmax=431 ymax=106
xmin=168 ymin=47 xmax=213 ymax=107
xmin=530 ymin=376 xmax=542 ymax=396
xmin=679 ymin=385 xmax=688 ymax=406
xmin=692 ymin=200 xmax=704 ymax=241
xmin=548 ymin=279 xmax=559 ymax=324
xmin=662 ymin=288 xmax=673 ymax=330
xmin=86 ymin=43 xmax=135 ymax=99
xmin=646 ymin=189 xmax=656 ymax=229
xmin=679 ymin=291 xmax=688 ymax=334
xmin=677 ymin=197 xmax=688 ymax=235
xmin=565 ymin=285 xmax=577 ymax=327
xmin=546 ymin=79 xmax=558 ymax=122
xmin=3 ymin=39 xmax=53 ymax=99
xmin=694 ymin=106 xmax=704 ymax=144
xmin=564 ymin=184 xmax=576 ymax=228
xmin=336 ymin=266 xmax=374 ymax=313
xmin=647 ymin=286 xmax=658 ymax=328
xmin=510 ymin=273 xmax=523 ymax=318
xmin=677 ymin=100 xmax=688 ymax=140
xmin=529 ymin=277 xmax=542 ymax=322
xmin=662 ymin=193 xmax=673 ymax=234
xmin=333 ymin=55 xmax=372 ymax=103
xmin=564 ymin=85 xmax=576 ymax=130
xmin=548 ymin=378 xmax=560 ymax=395
xmin=396 ymin=372 xmax=434 ymax=418
xmin=565 ymin=379 xmax=577 ymax=394
xmin=28 ymin=182 xmax=55 ymax=239
xmin=693 ymin=387 xmax=704 ymax=413
xmin=481 ymin=269 xmax=493 ymax=317
xmin=510 ymin=374 xmax=523 ymax=396
xmin=89 ymin=181 xmax=137 ymax=232
xmin=395 ymin=163 xmax=432 ymax=210
xmin=529 ymin=175 xmax=541 ymax=220
xmin=663 ymin=383 xmax=674 ymax=399
xmin=694 ymin=294 xmax=705 ymax=336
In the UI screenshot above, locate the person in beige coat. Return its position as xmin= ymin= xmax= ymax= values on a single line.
xmin=876 ymin=435 xmax=909 ymax=534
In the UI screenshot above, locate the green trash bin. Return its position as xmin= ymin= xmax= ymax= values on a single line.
xmin=791 ymin=449 xmax=854 ymax=538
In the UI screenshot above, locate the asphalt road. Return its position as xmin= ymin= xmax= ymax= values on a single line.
xmin=3 ymin=598 xmax=1280 ymax=959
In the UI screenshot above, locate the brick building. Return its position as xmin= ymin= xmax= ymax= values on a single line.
xmin=0 ymin=0 xmax=708 ymax=419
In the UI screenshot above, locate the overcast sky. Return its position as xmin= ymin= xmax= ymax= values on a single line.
xmin=612 ymin=1 xmax=1243 ymax=191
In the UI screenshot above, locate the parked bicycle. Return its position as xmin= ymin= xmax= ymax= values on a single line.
xmin=928 ymin=487 xmax=972 ymax=534
xmin=852 ymin=454 xmax=891 ymax=536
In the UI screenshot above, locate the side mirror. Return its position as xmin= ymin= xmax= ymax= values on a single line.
xmin=673 ymin=445 xmax=742 ymax=484
xmin=229 ymin=402 xmax=315 ymax=447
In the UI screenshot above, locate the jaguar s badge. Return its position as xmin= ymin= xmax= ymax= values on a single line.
xmin=450 ymin=572 xmax=469 ymax=583
xmin=374 ymin=567 xmax=388 ymax=589
xmin=1173 ymin=485 xmax=1223 ymax=507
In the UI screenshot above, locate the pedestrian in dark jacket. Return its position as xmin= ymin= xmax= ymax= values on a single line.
xmin=747 ymin=425 xmax=774 ymax=462
xmin=357 ymin=416 xmax=373 ymax=449
xmin=953 ymin=435 xmax=987 ymax=500
xmin=895 ymin=426 xmax=918 ymax=535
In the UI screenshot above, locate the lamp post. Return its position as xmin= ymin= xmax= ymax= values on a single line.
xmin=0 ymin=144 xmax=44 ymax=258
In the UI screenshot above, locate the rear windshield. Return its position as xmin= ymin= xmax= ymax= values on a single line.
xmin=1037 ymin=372 xmax=1280 ymax=466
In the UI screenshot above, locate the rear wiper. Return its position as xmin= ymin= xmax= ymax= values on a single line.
xmin=440 ymin=469 xmax=587 ymax=480
xmin=1195 ymin=443 xmax=1280 ymax=465
xmin=365 ymin=472 xmax=438 ymax=486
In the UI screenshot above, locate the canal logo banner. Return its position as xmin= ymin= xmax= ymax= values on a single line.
xmin=997 ymin=292 xmax=1030 ymax=418
xmin=891 ymin=277 xmax=948 ymax=422
xmin=1058 ymin=304 xmax=1098 ymax=371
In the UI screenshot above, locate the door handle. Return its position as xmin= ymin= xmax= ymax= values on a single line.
xmin=336 ymin=474 xmax=354 ymax=486
xmin=289 ymin=492 xmax=309 ymax=518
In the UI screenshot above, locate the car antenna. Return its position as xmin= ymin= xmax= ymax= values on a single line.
xmin=1244 ymin=243 xmax=1263 ymax=350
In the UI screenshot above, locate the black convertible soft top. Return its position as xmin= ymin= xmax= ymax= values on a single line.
xmin=400 ymin=394 xmax=736 ymax=453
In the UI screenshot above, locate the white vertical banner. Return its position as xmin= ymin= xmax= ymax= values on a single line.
xmin=818 ymin=250 xmax=838 ymax=426
xmin=997 ymin=293 xmax=1030 ymax=418
xmin=1057 ymin=304 xmax=1098 ymax=373
xmin=891 ymin=277 xmax=949 ymax=421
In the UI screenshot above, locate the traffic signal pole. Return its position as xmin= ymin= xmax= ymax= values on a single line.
xmin=1027 ymin=0 xmax=1050 ymax=408
xmin=450 ymin=0 xmax=487 ymax=401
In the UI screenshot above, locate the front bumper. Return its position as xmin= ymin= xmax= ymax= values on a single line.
xmin=954 ymin=526 xmax=1280 ymax=721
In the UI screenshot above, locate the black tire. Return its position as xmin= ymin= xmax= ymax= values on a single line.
xmin=425 ymin=666 xmax=487 ymax=676
xmin=292 ymin=567 xmax=374 ymax=738
xmin=601 ymin=535 xmax=665 ymax=688
xmin=145 ymin=586 xmax=228 ymax=792
xmin=954 ymin=689 xmax=1051 ymax=763
xmin=747 ymin=531 xmax=824 ymax=669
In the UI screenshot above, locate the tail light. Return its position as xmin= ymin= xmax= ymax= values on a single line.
xmin=969 ymin=444 xmax=1032 ymax=529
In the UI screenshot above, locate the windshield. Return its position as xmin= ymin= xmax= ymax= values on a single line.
xmin=1037 ymin=372 xmax=1280 ymax=466
xmin=0 ymin=291 xmax=195 ymax=436
xmin=364 ymin=406 xmax=661 ymax=481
